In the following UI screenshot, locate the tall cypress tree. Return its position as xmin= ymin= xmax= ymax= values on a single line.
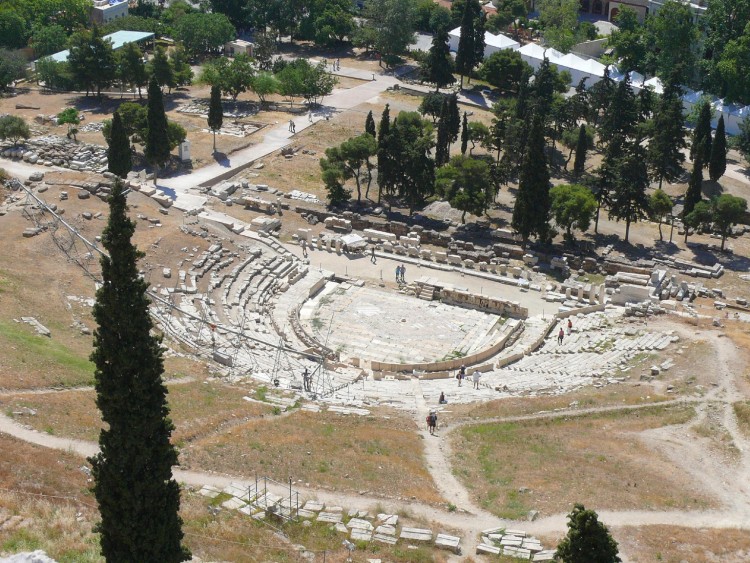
xmin=89 ymin=180 xmax=189 ymax=563
xmin=709 ymin=114 xmax=727 ymax=181
xmin=609 ymin=142 xmax=650 ymax=243
xmin=145 ymin=76 xmax=171 ymax=181
xmin=447 ymin=94 xmax=460 ymax=144
xmin=107 ymin=111 xmax=132 ymax=179
xmin=460 ymin=112 xmax=469 ymax=155
xmin=684 ymin=140 xmax=704 ymax=217
xmin=512 ymin=114 xmax=550 ymax=246
xmin=376 ymin=104 xmax=393 ymax=203
xmin=471 ymin=10 xmax=486 ymax=85
xmin=647 ymin=72 xmax=686 ymax=189
xmin=690 ymin=101 xmax=712 ymax=165
xmin=207 ymin=84 xmax=223 ymax=153
xmin=365 ymin=110 xmax=376 ymax=137
xmin=436 ymin=99 xmax=451 ymax=167
xmin=455 ymin=0 xmax=477 ymax=88
xmin=421 ymin=28 xmax=456 ymax=91
xmin=573 ymin=124 xmax=588 ymax=180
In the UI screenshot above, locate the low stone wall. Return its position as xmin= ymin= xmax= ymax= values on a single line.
xmin=1 ymin=136 xmax=108 ymax=172
xmin=439 ymin=288 xmax=528 ymax=319
xmin=555 ymin=303 xmax=606 ymax=318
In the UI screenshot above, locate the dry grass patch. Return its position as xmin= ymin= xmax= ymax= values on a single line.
xmin=451 ymin=405 xmax=713 ymax=519
xmin=2 ymin=380 xmax=272 ymax=445
xmin=614 ymin=525 xmax=750 ymax=562
xmin=733 ymin=401 xmax=750 ymax=436
xmin=183 ymin=410 xmax=441 ymax=504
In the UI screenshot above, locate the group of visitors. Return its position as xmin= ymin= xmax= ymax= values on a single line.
xmin=557 ymin=318 xmax=573 ymax=345
xmin=395 ymin=264 xmax=406 ymax=283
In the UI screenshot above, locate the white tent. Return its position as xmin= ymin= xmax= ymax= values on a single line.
xmin=447 ymin=27 xmax=520 ymax=58
xmin=643 ymin=77 xmax=664 ymax=95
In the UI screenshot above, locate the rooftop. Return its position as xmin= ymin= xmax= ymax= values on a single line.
xmin=39 ymin=30 xmax=154 ymax=64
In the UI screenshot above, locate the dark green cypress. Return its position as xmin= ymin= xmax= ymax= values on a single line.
xmin=512 ymin=114 xmax=550 ymax=246
xmin=690 ymin=101 xmax=712 ymax=165
xmin=365 ymin=110 xmax=376 ymax=137
xmin=455 ymin=0 xmax=476 ymax=88
xmin=89 ymin=180 xmax=190 ymax=563
xmin=447 ymin=93 xmax=460 ymax=143
xmin=436 ymin=99 xmax=451 ymax=167
xmin=684 ymin=140 xmax=704 ymax=217
xmin=207 ymin=85 xmax=223 ymax=153
xmin=573 ymin=124 xmax=587 ymax=180
xmin=377 ymin=104 xmax=393 ymax=202
xmin=460 ymin=112 xmax=469 ymax=155
xmin=145 ymin=76 xmax=171 ymax=179
xmin=107 ymin=111 xmax=132 ymax=179
xmin=709 ymin=114 xmax=726 ymax=181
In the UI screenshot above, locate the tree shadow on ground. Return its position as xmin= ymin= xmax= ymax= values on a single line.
xmin=212 ymin=151 xmax=230 ymax=167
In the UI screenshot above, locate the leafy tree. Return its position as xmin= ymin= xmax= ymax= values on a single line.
xmin=550 ymin=183 xmax=597 ymax=242
xmin=352 ymin=23 xmax=379 ymax=55
xmin=712 ymin=194 xmax=748 ymax=250
xmin=702 ymin=0 xmax=750 ymax=98
xmin=684 ymin=139 xmax=705 ymax=217
xmin=460 ymin=111 xmax=469 ymax=155
xmin=487 ymin=0 xmax=528 ymax=39
xmin=0 ymin=10 xmax=28 ymax=49
xmin=365 ymin=111 xmax=376 ymax=138
xmin=67 ymin=26 xmax=116 ymax=97
xmin=253 ymin=34 xmax=277 ymax=72
xmin=377 ymin=104 xmax=394 ymax=203
xmin=455 ymin=0 xmax=481 ymax=88
xmin=419 ymin=92 xmax=447 ymax=123
xmin=435 ymin=155 xmax=492 ymax=222
xmin=0 ymin=115 xmax=30 ymax=145
xmin=169 ymin=45 xmax=193 ymax=88
xmin=148 ymin=45 xmax=174 ymax=93
xmin=537 ymin=0 xmax=582 ymax=53
xmin=736 ymin=114 xmax=750 ymax=165
xmin=467 ymin=121 xmax=490 ymax=155
xmin=479 ymin=50 xmax=531 ymax=93
xmin=311 ymin=0 xmax=355 ymax=46
xmin=598 ymin=75 xmax=637 ymax=148
xmin=709 ymin=114 xmax=727 ymax=181
xmin=588 ymin=66 xmax=616 ymax=126
xmin=363 ymin=0 xmax=418 ymax=64
xmin=107 ymin=111 xmax=132 ymax=179
xmin=145 ymin=77 xmax=171 ymax=178
xmin=607 ymin=7 xmax=646 ymax=74
xmin=8 ymin=0 xmax=90 ymax=33
xmin=556 ymin=504 xmax=621 ymax=563
xmin=208 ymin=85 xmax=223 ymax=152
xmin=166 ymin=121 xmax=187 ymax=151
xmin=714 ymin=26 xmax=750 ymax=105
xmin=572 ymin=124 xmax=591 ymax=178
xmin=569 ymin=78 xmax=591 ymax=124
xmin=35 ymin=58 xmax=74 ymax=91
xmin=57 ymin=108 xmax=80 ymax=141
xmin=209 ymin=0 xmax=248 ymax=29
xmin=102 ymin=14 xmax=161 ymax=36
xmin=593 ymin=144 xmax=618 ymax=233
xmin=647 ymin=70 xmax=687 ymax=189
xmin=0 ymin=49 xmax=26 ymax=91
xmin=322 ymin=133 xmax=377 ymax=204
xmin=89 ymin=180 xmax=190 ymax=563
xmin=388 ymin=111 xmax=436 ymax=214
xmin=690 ymin=101 xmax=713 ymax=164
xmin=644 ymin=0 xmax=699 ymax=84
xmin=320 ymin=158 xmax=350 ymax=206
xmin=512 ymin=114 xmax=550 ymax=246
xmin=250 ymin=72 xmax=279 ymax=106
xmin=649 ymin=189 xmax=673 ymax=241
xmin=29 ymin=24 xmax=68 ymax=58
xmin=174 ymin=12 xmax=235 ymax=56
xmin=201 ymin=55 xmax=254 ymax=101
xmin=118 ymin=42 xmax=148 ymax=99
xmin=421 ymin=28 xmax=455 ymax=91
xmin=683 ymin=200 xmax=712 ymax=244
xmin=609 ymin=143 xmax=650 ymax=242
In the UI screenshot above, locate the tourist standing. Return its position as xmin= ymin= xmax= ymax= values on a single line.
xmin=371 ymin=245 xmax=376 ymax=263
xmin=439 ymin=392 xmax=447 ymax=404
xmin=427 ymin=411 xmax=437 ymax=434
xmin=457 ymin=365 xmax=465 ymax=386
xmin=472 ymin=370 xmax=480 ymax=389
xmin=558 ymin=328 xmax=564 ymax=345
xmin=400 ymin=264 xmax=406 ymax=283
xmin=567 ymin=318 xmax=572 ymax=335
xmin=395 ymin=264 xmax=401 ymax=283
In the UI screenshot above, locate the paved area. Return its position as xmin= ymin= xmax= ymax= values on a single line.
xmin=300 ymin=281 xmax=509 ymax=363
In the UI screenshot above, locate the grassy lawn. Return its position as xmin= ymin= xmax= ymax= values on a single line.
xmin=182 ymin=410 xmax=442 ymax=504
xmin=451 ymin=405 xmax=713 ymax=519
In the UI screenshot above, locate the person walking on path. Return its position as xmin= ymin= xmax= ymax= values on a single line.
xmin=301 ymin=239 xmax=308 ymax=258
xmin=457 ymin=365 xmax=465 ymax=386
xmin=371 ymin=245 xmax=376 ymax=263
xmin=567 ymin=318 xmax=572 ymax=336
xmin=308 ymin=110 xmax=313 ymax=122
xmin=288 ymin=120 xmax=295 ymax=133
xmin=395 ymin=264 xmax=401 ymax=283
xmin=427 ymin=411 xmax=437 ymax=435
xmin=558 ymin=327 xmax=564 ymax=345
xmin=400 ymin=263 xmax=406 ymax=283
xmin=472 ymin=370 xmax=480 ymax=389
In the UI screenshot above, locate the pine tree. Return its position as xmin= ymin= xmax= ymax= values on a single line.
xmin=145 ymin=77 xmax=171 ymax=181
xmin=421 ymin=28 xmax=456 ymax=91
xmin=556 ymin=504 xmax=621 ymax=563
xmin=107 ymin=111 xmax=132 ymax=179
xmin=690 ymin=101 xmax=712 ymax=164
xmin=365 ymin=110 xmax=376 ymax=137
xmin=435 ymin=99 xmax=451 ymax=167
xmin=376 ymin=104 xmax=393 ymax=203
xmin=684 ymin=140 xmax=704 ymax=217
xmin=647 ymin=71 xmax=687 ymax=189
xmin=573 ymin=124 xmax=588 ymax=180
xmin=89 ymin=180 xmax=190 ymax=563
xmin=593 ymin=144 xmax=618 ymax=234
xmin=455 ymin=0 xmax=478 ymax=88
xmin=512 ymin=114 xmax=550 ymax=246
xmin=599 ymin=74 xmax=637 ymax=148
xmin=149 ymin=45 xmax=174 ymax=93
xmin=709 ymin=114 xmax=727 ymax=181
xmin=459 ymin=112 xmax=469 ymax=156
xmin=207 ymin=85 xmax=223 ymax=153
xmin=609 ymin=142 xmax=650 ymax=243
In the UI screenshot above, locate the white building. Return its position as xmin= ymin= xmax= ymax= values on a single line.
xmin=90 ymin=0 xmax=129 ymax=25
xmin=447 ymin=27 xmax=520 ymax=59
